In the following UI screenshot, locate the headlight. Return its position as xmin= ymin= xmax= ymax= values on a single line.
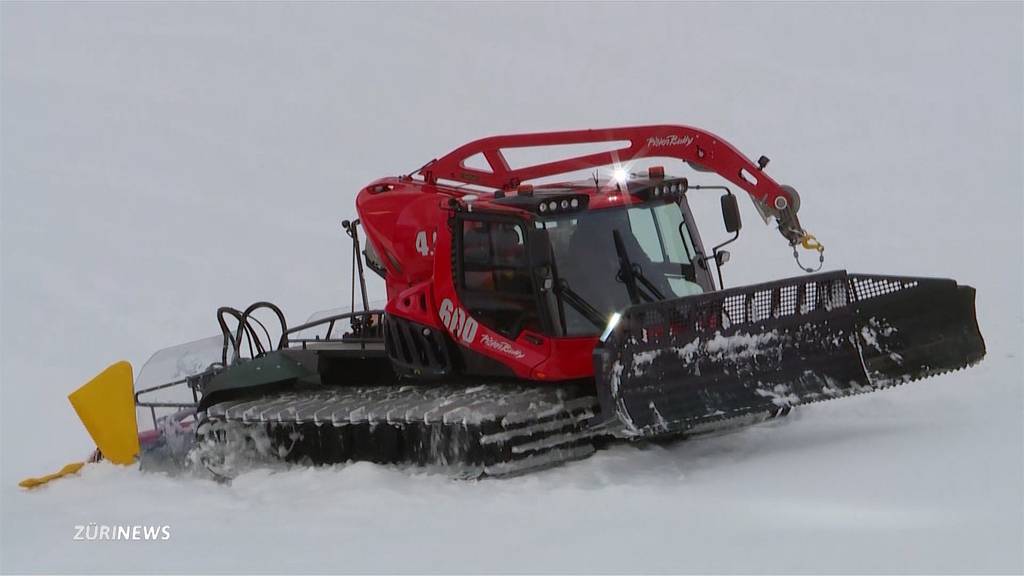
xmin=600 ymin=312 xmax=623 ymax=342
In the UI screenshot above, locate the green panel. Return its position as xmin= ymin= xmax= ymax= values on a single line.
xmin=201 ymin=351 xmax=314 ymax=409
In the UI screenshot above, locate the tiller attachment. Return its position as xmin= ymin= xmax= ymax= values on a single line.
xmin=594 ymin=271 xmax=985 ymax=437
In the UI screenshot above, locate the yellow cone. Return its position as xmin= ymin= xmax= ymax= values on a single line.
xmin=19 ymin=362 xmax=139 ymax=488
xmin=67 ymin=361 xmax=139 ymax=465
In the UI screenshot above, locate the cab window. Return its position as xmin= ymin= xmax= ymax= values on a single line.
xmin=458 ymin=219 xmax=538 ymax=337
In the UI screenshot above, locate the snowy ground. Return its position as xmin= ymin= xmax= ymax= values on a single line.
xmin=2 ymin=3 xmax=1022 ymax=574
xmin=4 ymin=361 xmax=1024 ymax=574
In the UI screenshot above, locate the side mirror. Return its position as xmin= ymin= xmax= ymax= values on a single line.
xmin=715 ymin=250 xmax=731 ymax=266
xmin=721 ymin=193 xmax=742 ymax=233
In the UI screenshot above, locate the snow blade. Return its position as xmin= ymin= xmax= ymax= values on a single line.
xmin=593 ymin=271 xmax=985 ymax=437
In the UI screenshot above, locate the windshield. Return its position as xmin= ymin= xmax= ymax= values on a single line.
xmin=535 ymin=200 xmax=703 ymax=336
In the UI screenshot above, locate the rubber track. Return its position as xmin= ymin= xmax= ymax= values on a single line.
xmin=201 ymin=384 xmax=600 ymax=477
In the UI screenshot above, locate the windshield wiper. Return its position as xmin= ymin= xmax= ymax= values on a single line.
xmin=546 ymin=245 xmax=605 ymax=332
xmin=556 ymin=279 xmax=606 ymax=330
xmin=613 ymin=230 xmax=666 ymax=305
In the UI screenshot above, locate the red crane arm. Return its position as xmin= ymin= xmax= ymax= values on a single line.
xmin=418 ymin=125 xmax=809 ymax=245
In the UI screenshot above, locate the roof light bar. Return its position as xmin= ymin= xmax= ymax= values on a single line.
xmin=492 ymin=191 xmax=589 ymax=215
xmin=634 ymin=177 xmax=688 ymax=202
xmin=536 ymin=194 xmax=588 ymax=216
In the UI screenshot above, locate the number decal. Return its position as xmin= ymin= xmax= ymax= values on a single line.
xmin=439 ymin=298 xmax=478 ymax=344
xmin=415 ymin=231 xmax=429 ymax=256
xmin=415 ymin=230 xmax=437 ymax=256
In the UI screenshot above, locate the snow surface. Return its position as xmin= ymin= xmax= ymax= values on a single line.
xmin=2 ymin=3 xmax=1022 ymax=573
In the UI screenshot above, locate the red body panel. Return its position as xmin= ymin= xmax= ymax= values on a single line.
xmin=355 ymin=125 xmax=807 ymax=383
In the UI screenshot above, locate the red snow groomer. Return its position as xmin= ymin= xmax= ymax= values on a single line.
xmin=46 ymin=125 xmax=985 ymax=482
